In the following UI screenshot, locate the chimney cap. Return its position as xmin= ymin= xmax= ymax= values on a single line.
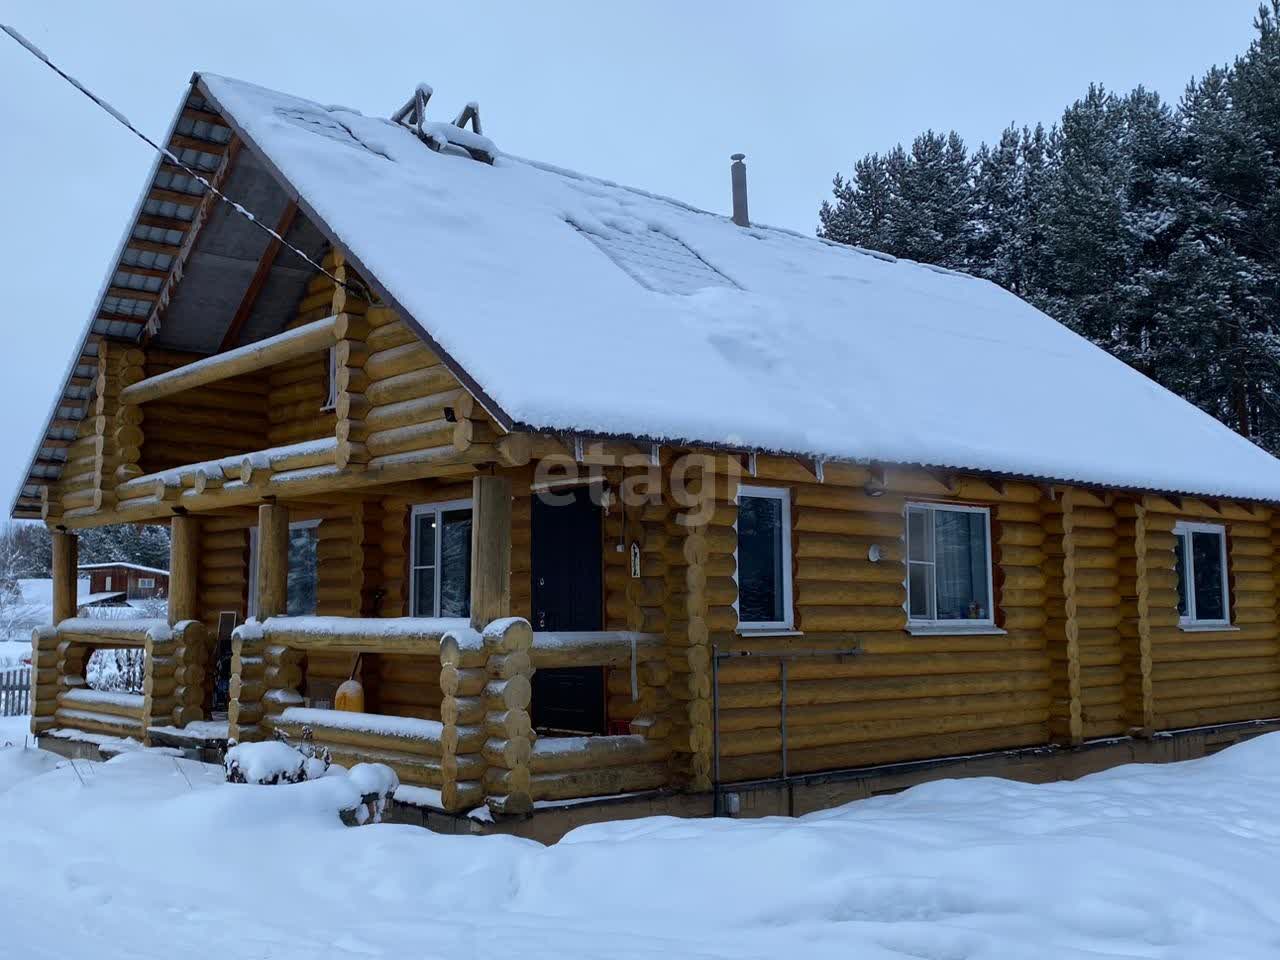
xmin=731 ymin=153 xmax=746 ymax=162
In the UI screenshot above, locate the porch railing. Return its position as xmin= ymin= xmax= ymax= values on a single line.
xmin=229 ymin=617 xmax=670 ymax=816
xmin=32 ymin=617 xmax=209 ymax=743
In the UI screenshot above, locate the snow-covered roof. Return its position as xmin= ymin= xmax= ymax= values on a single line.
xmin=144 ymin=76 xmax=1280 ymax=501
xmin=77 ymin=563 xmax=169 ymax=576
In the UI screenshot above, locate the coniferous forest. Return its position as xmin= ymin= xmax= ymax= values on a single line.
xmin=819 ymin=2 xmax=1280 ymax=453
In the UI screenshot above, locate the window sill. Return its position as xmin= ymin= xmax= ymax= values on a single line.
xmin=735 ymin=627 xmax=804 ymax=638
xmin=905 ymin=623 xmax=1007 ymax=637
xmin=1177 ymin=622 xmax=1239 ymax=633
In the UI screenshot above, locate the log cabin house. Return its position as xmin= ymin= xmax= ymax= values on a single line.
xmin=16 ymin=72 xmax=1280 ymax=834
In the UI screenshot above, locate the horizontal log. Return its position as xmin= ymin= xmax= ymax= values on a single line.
xmin=716 ymin=723 xmax=1049 ymax=782
xmin=529 ymin=761 xmax=668 ymax=802
xmin=529 ymin=631 xmax=663 ymax=669
xmin=125 ymin=316 xmax=342 ymax=405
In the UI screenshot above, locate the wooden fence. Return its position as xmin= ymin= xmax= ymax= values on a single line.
xmin=1 ymin=665 xmax=31 ymax=718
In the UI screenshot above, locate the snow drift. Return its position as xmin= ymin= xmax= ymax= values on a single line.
xmin=2 ymin=734 xmax=1279 ymax=957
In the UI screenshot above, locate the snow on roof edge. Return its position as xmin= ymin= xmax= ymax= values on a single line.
xmin=77 ymin=562 xmax=169 ymax=576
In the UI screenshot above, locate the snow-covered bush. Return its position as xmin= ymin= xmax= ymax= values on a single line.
xmin=346 ymin=762 xmax=399 ymax=825
xmin=225 ymin=739 xmax=330 ymax=785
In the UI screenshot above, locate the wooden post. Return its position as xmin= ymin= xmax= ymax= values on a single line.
xmin=257 ymin=502 xmax=290 ymax=619
xmin=1059 ymin=489 xmax=1085 ymax=745
xmin=469 ymin=475 xmax=511 ymax=630
xmin=51 ymin=531 xmax=78 ymax=625
xmin=169 ymin=515 xmax=200 ymax=625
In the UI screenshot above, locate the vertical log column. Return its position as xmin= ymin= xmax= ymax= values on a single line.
xmin=102 ymin=342 xmax=147 ymax=497
xmin=662 ymin=455 xmax=717 ymax=792
xmin=229 ymin=503 xmax=290 ymax=743
xmin=162 ymin=516 xmax=208 ymax=730
xmin=257 ymin=504 xmax=303 ymax=728
xmin=30 ymin=534 xmax=74 ymax=737
xmin=169 ymin=515 xmax=200 ymax=625
xmin=470 ymin=475 xmax=512 ymax=629
xmin=466 ymin=474 xmax=532 ymax=815
xmin=1117 ymin=499 xmax=1155 ymax=736
xmin=1047 ymin=489 xmax=1085 ymax=745
xmin=333 ymin=258 xmax=372 ymax=471
xmin=51 ymin=531 xmax=78 ymax=626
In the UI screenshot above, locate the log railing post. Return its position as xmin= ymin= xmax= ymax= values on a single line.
xmin=29 ymin=626 xmax=59 ymax=736
xmin=51 ymin=531 xmax=78 ymax=626
xmin=479 ymin=618 xmax=533 ymax=816
xmin=469 ymin=475 xmax=511 ymax=630
xmin=169 ymin=515 xmax=200 ymax=625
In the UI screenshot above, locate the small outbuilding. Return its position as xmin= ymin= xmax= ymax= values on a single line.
xmin=77 ymin=563 xmax=168 ymax=601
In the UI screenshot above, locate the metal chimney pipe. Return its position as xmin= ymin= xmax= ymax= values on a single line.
xmin=730 ymin=153 xmax=749 ymax=227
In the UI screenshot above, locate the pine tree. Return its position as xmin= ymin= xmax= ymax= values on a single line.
xmin=970 ymin=126 xmax=1025 ymax=291
xmin=893 ymin=130 xmax=974 ymax=268
xmin=817 ymin=153 xmax=896 ymax=251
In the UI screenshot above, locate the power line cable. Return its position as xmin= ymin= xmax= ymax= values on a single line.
xmin=0 ymin=24 xmax=369 ymax=300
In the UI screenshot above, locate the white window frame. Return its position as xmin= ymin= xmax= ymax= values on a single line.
xmin=104 ymin=576 xmax=114 ymax=591
xmin=138 ymin=577 xmax=156 ymax=589
xmin=1173 ymin=520 xmax=1232 ymax=629
xmin=322 ymin=345 xmax=338 ymax=411
xmin=248 ymin=518 xmax=321 ymax=619
xmin=409 ymin=498 xmax=474 ymax=618
xmin=734 ymin=485 xmax=795 ymax=633
xmin=905 ymin=501 xmax=997 ymax=631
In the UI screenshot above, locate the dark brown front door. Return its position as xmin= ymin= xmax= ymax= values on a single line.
xmin=531 ymin=485 xmax=606 ymax=734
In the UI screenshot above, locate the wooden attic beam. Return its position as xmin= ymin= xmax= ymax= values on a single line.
xmin=219 ymin=200 xmax=298 ymax=351
xmin=121 ymin=313 xmax=348 ymax=406
xmin=168 ymin=133 xmax=230 ymax=155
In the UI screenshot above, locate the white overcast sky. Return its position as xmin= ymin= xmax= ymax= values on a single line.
xmin=0 ymin=0 xmax=1265 ymax=513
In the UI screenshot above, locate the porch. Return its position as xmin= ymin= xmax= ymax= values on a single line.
xmin=36 ymin=472 xmax=676 ymax=819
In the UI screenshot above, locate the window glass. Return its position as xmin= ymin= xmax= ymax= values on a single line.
xmin=907 ymin=562 xmax=932 ymax=619
xmin=439 ymin=509 xmax=473 ymax=618
xmin=411 ymin=504 xmax=472 ymax=617
xmin=411 ymin=512 xmax=437 ymax=616
xmin=906 ymin=504 xmax=992 ymax=624
xmin=934 ymin=510 xmax=989 ymax=620
xmin=286 ymin=524 xmax=319 ymax=616
xmin=1191 ymin=530 xmax=1225 ymax=622
xmin=1174 ymin=531 xmax=1189 ymax=617
xmin=738 ymin=494 xmax=785 ymax=624
xmin=907 ymin=508 xmax=929 ymax=562
xmin=1173 ymin=523 xmax=1229 ymax=625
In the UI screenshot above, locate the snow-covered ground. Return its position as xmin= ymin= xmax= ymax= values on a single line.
xmin=1 ymin=736 xmax=1279 ymax=958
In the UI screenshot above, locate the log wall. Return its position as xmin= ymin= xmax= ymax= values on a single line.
xmin=265 ymin=256 xmax=338 ymax=449
xmin=715 ymin=459 xmax=1053 ymax=783
xmin=139 ymin=350 xmax=269 ymax=475
xmin=1142 ymin=498 xmax=1280 ymax=729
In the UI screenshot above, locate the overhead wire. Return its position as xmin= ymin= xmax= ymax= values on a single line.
xmin=0 ymin=23 xmax=370 ymax=301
